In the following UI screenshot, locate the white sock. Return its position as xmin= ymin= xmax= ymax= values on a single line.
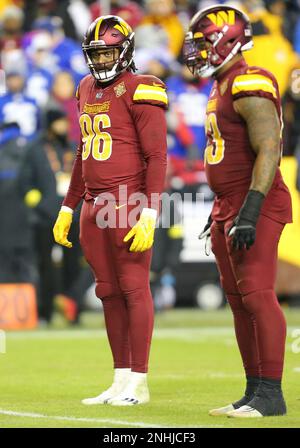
xmin=114 ymin=368 xmax=131 ymax=383
xmin=130 ymin=372 xmax=147 ymax=382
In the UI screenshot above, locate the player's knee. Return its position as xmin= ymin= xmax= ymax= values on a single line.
xmin=237 ymin=277 xmax=273 ymax=297
xmin=226 ymin=293 xmax=244 ymax=311
xmin=95 ymin=281 xmax=119 ymax=300
xmin=118 ymin=275 xmax=147 ymax=295
xmin=242 ymin=289 xmax=278 ymax=314
xmin=220 ymin=275 xmax=239 ymax=295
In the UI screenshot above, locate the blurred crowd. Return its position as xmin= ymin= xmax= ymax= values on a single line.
xmin=1 ymin=0 xmax=300 ymax=325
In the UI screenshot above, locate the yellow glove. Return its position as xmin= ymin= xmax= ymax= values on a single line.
xmin=53 ymin=208 xmax=73 ymax=248
xmin=123 ymin=208 xmax=157 ymax=252
xmin=24 ymin=189 xmax=42 ymax=208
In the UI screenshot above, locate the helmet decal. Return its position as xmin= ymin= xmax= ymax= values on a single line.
xmin=206 ymin=10 xmax=236 ymax=27
xmin=113 ymin=20 xmax=132 ymax=36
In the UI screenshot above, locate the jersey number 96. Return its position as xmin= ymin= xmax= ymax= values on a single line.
xmin=79 ymin=113 xmax=112 ymax=161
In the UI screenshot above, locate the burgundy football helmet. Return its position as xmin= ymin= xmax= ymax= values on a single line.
xmin=183 ymin=4 xmax=253 ymax=78
xmin=82 ymin=15 xmax=135 ymax=82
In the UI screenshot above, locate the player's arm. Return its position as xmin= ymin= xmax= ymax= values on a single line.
xmin=53 ymin=82 xmax=85 ymax=248
xmin=53 ymin=141 xmax=85 ymax=248
xmin=132 ymin=103 xmax=168 ymax=208
xmin=228 ymin=95 xmax=281 ymax=250
xmin=234 ymin=96 xmax=281 ymax=195
xmin=124 ymin=103 xmax=168 ymax=252
xmin=123 ymin=80 xmax=168 ymax=252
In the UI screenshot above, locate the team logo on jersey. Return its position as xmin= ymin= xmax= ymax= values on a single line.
xmin=96 ymin=92 xmax=103 ymax=99
xmin=220 ymin=79 xmax=229 ymax=96
xmin=114 ymin=81 xmax=126 ymax=97
xmin=83 ymin=101 xmax=110 ymax=114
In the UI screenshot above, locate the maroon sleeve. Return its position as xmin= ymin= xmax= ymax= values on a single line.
xmin=62 ymin=142 xmax=85 ymax=210
xmin=131 ymin=103 xmax=167 ymax=212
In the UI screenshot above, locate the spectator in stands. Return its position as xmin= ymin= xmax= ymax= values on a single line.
xmin=0 ymin=5 xmax=24 ymax=54
xmin=66 ymin=0 xmax=93 ymax=40
xmin=45 ymin=70 xmax=80 ymax=144
xmin=167 ymin=64 xmax=211 ymax=160
xmin=30 ymin=15 xmax=88 ymax=85
xmin=23 ymin=0 xmax=79 ymax=40
xmin=166 ymin=64 xmax=211 ymax=186
xmin=140 ymin=0 xmax=185 ymax=57
xmin=0 ymin=121 xmax=35 ymax=283
xmin=89 ymin=0 xmax=144 ymax=29
xmin=263 ymin=0 xmax=300 ymax=50
xmin=232 ymin=0 xmax=300 ymax=95
xmin=0 ymin=64 xmax=40 ymax=143
xmin=151 ymin=197 xmax=183 ymax=311
xmin=23 ymin=31 xmax=54 ymax=107
xmin=0 ymin=1 xmax=22 ymax=18
xmin=134 ymin=23 xmax=178 ymax=75
xmin=19 ymin=108 xmax=83 ymax=324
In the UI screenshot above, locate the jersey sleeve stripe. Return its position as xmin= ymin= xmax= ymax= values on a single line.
xmin=133 ymin=86 xmax=168 ymax=104
xmin=232 ymin=75 xmax=277 ymax=98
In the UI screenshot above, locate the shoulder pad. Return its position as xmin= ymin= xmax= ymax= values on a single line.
xmin=232 ymin=68 xmax=278 ymax=100
xmin=132 ymin=75 xmax=168 ymax=108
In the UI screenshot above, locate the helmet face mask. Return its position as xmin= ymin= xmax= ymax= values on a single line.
xmin=82 ymin=15 xmax=135 ymax=82
xmin=183 ymin=33 xmax=214 ymax=78
xmin=183 ymin=5 xmax=253 ymax=78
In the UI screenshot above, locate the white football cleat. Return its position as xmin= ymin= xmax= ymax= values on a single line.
xmin=81 ymin=368 xmax=131 ymax=405
xmin=227 ymin=405 xmax=263 ymax=418
xmin=209 ymin=404 xmax=235 ymax=416
xmin=109 ymin=372 xmax=150 ymax=406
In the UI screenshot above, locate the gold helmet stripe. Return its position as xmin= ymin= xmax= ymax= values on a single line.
xmin=114 ymin=19 xmax=132 ymax=36
xmin=94 ymin=18 xmax=103 ymax=41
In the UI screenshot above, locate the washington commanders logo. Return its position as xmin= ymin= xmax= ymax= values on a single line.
xmin=83 ymin=101 xmax=110 ymax=114
xmin=114 ymin=81 xmax=126 ymax=97
xmin=207 ymin=10 xmax=235 ymax=26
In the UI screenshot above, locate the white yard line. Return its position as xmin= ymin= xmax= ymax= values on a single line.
xmin=4 ymin=327 xmax=235 ymax=340
xmin=0 ymin=409 xmax=162 ymax=428
xmin=0 ymin=409 xmax=224 ymax=428
xmin=5 ymin=326 xmax=298 ymax=341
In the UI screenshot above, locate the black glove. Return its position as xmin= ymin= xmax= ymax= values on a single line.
xmin=227 ymin=190 xmax=265 ymax=250
xmin=199 ymin=214 xmax=213 ymax=256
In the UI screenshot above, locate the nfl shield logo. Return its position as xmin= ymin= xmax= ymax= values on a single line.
xmin=96 ymin=92 xmax=103 ymax=99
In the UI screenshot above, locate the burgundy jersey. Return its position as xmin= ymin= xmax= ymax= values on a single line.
xmin=205 ymin=59 xmax=292 ymax=223
xmin=63 ymin=70 xmax=168 ymax=209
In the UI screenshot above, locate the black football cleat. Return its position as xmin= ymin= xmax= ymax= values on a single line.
xmin=227 ymin=381 xmax=287 ymax=418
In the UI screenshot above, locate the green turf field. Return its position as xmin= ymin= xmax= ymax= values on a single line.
xmin=1 ymin=308 xmax=300 ymax=428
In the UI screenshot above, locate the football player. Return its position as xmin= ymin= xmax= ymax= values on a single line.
xmin=53 ymin=15 xmax=168 ymax=406
xmin=184 ymin=5 xmax=292 ymax=418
